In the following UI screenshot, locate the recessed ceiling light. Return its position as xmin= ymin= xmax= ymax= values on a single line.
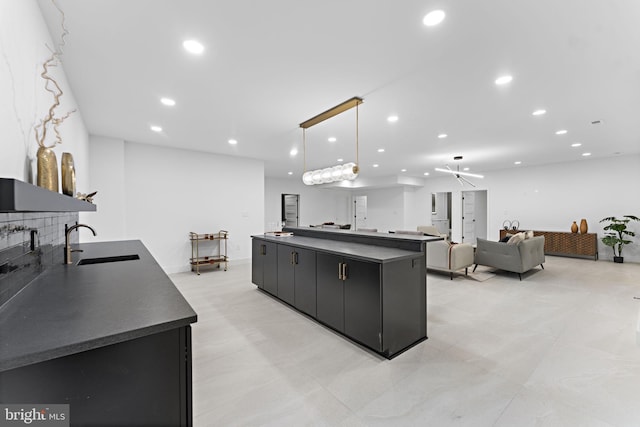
xmin=401 ymin=169 xmax=407 ymax=172
xmin=423 ymin=10 xmax=445 ymax=26
xmin=150 ymin=125 xmax=162 ymax=132
xmin=555 ymin=129 xmax=568 ymax=135
xmin=387 ymin=115 xmax=399 ymax=123
xmin=495 ymin=75 xmax=513 ymax=85
xmin=328 ymin=137 xmax=337 ymax=142
xmin=337 ymin=158 xmax=343 ymax=162
xmin=582 ymin=152 xmax=591 ymax=156
xmin=160 ymin=97 xmax=176 ymax=106
xmin=437 ymin=133 xmax=448 ymax=139
xmin=463 ymin=167 xmax=470 ymax=171
xmin=377 ymin=148 xmax=385 ymax=153
xmin=571 ymin=143 xmax=582 ymax=147
xmin=373 ymin=164 xmax=379 ymax=168
xmin=532 ymin=109 xmax=546 ymax=116
xmin=228 ymin=139 xmax=237 ymax=145
xmin=287 ymin=171 xmax=293 ymax=175
xmin=514 ymin=161 xmax=522 ymax=165
xmin=289 ymin=148 xmax=298 ymax=156
xmin=183 ymin=39 xmax=204 ymax=55
xmin=423 ymin=172 xmax=430 ymax=176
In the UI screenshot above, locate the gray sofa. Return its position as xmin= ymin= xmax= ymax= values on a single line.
xmin=473 ymin=235 xmax=545 ymax=280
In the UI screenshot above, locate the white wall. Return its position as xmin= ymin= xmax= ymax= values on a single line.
xmin=86 ymin=135 xmax=126 ymax=241
xmin=265 ymin=177 xmax=350 ymax=229
xmin=0 ymin=0 xmax=89 ymax=188
xmin=353 ymin=187 xmax=406 ymax=232
xmin=89 ymin=140 xmax=264 ymax=273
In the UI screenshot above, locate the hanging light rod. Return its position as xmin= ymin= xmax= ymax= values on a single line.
xmin=299 ymin=96 xmax=363 ymax=129
xmin=434 ymin=168 xmax=484 ymax=178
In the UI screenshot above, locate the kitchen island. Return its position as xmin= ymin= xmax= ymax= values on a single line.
xmin=252 ymin=227 xmax=441 ymax=358
xmin=0 ymin=240 xmax=197 ymax=426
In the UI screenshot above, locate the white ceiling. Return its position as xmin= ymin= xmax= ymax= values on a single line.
xmin=38 ymin=0 xmax=640 ymax=183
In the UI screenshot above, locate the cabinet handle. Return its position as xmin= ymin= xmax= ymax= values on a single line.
xmin=261 ymin=244 xmax=266 ymax=255
xmin=294 ymin=252 xmax=299 ymax=265
xmin=342 ymin=263 xmax=348 ymax=280
xmin=291 ymin=251 xmax=295 ymax=265
xmin=338 ymin=262 xmax=343 ymax=280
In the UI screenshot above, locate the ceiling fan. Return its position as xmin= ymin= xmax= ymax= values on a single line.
xmin=434 ymin=156 xmax=484 ymax=187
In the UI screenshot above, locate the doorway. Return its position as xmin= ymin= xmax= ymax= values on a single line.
xmin=353 ymin=195 xmax=368 ymax=230
xmin=462 ymin=190 xmax=487 ymax=244
xmin=281 ymin=194 xmax=299 ymax=227
xmin=431 ymin=192 xmax=452 ymax=239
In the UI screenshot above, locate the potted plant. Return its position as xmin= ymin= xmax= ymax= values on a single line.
xmin=599 ymin=215 xmax=640 ymax=263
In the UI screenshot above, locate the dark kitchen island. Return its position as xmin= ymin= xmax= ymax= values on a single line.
xmin=252 ymin=227 xmax=441 ymax=359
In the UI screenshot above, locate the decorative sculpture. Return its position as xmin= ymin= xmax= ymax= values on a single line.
xmin=34 ymin=0 xmax=76 ymax=192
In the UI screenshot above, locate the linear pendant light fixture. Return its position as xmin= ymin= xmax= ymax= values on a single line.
xmin=300 ymin=97 xmax=363 ymax=185
xmin=434 ymin=168 xmax=484 ymax=179
xmin=435 ymin=156 xmax=484 ymax=187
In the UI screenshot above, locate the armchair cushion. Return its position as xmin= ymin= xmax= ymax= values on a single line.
xmin=417 ymin=225 xmax=447 ymax=238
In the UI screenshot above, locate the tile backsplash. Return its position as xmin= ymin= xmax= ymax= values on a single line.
xmin=0 ymin=212 xmax=79 ymax=307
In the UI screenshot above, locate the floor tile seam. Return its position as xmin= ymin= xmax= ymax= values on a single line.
xmin=488 ymin=382 xmax=526 ymax=427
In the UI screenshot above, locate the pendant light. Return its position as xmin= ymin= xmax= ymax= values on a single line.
xmin=300 ymin=97 xmax=363 ymax=185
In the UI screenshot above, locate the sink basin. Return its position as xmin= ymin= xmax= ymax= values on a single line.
xmin=77 ymin=254 xmax=140 ymax=265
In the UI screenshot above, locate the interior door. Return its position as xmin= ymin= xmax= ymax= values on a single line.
xmin=353 ymin=195 xmax=367 ymax=230
xmin=462 ymin=191 xmax=476 ymax=244
xmin=282 ymin=194 xmax=299 ymax=227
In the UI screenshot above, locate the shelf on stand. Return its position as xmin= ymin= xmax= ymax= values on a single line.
xmin=189 ymin=231 xmax=229 ymax=274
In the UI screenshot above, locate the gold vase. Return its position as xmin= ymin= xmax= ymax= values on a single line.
xmin=571 ymin=221 xmax=578 ymax=233
xmin=37 ymin=146 xmax=58 ymax=192
xmin=580 ymin=218 xmax=588 ymax=234
xmin=61 ymin=152 xmax=76 ymax=197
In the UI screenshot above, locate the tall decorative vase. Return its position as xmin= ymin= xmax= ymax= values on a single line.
xmin=571 ymin=221 xmax=578 ymax=233
xmin=36 ymin=146 xmax=58 ymax=192
xmin=61 ymin=152 xmax=76 ymax=197
xmin=579 ymin=218 xmax=588 ymax=234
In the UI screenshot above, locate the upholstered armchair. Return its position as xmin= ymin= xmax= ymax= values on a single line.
xmin=426 ymin=240 xmax=475 ymax=279
xmin=415 ymin=225 xmax=474 ymax=279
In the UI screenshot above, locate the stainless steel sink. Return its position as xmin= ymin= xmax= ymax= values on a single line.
xmin=77 ymin=254 xmax=140 ymax=265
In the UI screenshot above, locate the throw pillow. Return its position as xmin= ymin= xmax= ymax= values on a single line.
xmin=499 ymin=235 xmax=511 ymax=243
xmin=526 ymin=230 xmax=534 ymax=239
xmin=507 ymin=232 xmax=525 ymax=245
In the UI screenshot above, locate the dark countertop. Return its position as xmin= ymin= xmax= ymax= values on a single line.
xmin=284 ymin=226 xmax=441 ymax=243
xmin=253 ymin=234 xmax=424 ymax=263
xmin=0 ymin=240 xmax=197 ymax=372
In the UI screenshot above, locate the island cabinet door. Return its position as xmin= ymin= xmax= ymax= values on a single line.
xmin=252 ymin=239 xmax=278 ymax=295
xmin=277 ymin=244 xmax=296 ymax=305
xmin=251 ymin=239 xmax=264 ymax=288
xmin=293 ymin=246 xmax=317 ymax=317
xmin=343 ymin=258 xmax=382 ymax=352
xmin=316 ymin=252 xmax=345 ymax=332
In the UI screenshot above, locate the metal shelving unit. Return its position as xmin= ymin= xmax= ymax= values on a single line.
xmin=189 ymin=230 xmax=228 ymax=275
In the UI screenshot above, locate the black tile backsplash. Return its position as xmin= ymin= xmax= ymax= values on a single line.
xmin=0 ymin=212 xmax=79 ymax=307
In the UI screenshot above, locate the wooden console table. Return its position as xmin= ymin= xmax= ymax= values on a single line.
xmin=500 ymin=230 xmax=598 ymax=260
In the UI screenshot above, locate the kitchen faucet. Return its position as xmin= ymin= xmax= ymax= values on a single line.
xmin=65 ymin=224 xmax=97 ymax=264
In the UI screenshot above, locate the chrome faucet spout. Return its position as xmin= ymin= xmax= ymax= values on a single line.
xmin=65 ymin=224 xmax=97 ymax=265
